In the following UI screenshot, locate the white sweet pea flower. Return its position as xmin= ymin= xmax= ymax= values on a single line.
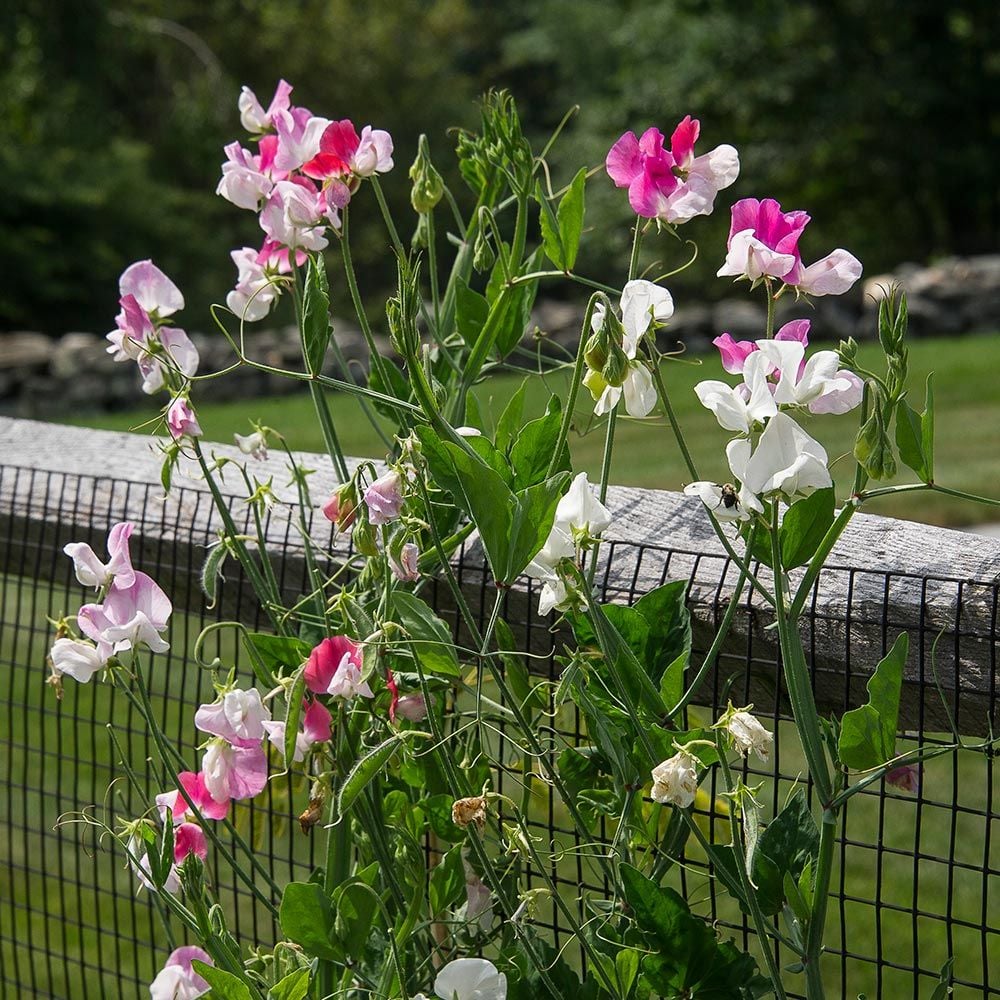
xmin=755 ymin=340 xmax=855 ymax=409
xmin=650 ymin=751 xmax=699 ymax=808
xmin=694 ymin=351 xmax=776 ymax=433
xmin=797 ymin=249 xmax=863 ymax=297
xmin=726 ymin=710 xmax=773 ymax=762
xmin=235 ymin=431 xmax=268 ymax=460
xmin=555 ymin=472 xmax=612 ymax=536
xmin=49 ymin=637 xmax=109 ymax=683
xmin=593 ymin=362 xmax=657 ymax=418
xmin=194 ymin=688 xmax=271 ymax=744
xmin=619 ymin=279 xmax=674 ymax=354
xmin=728 ymin=411 xmax=831 ymax=500
xmin=433 ymin=958 xmax=507 ymax=1000
xmin=682 ymin=481 xmax=759 ymax=523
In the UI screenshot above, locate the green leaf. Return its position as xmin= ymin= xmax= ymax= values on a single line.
xmin=537 ymin=181 xmax=564 ymax=270
xmin=779 ymin=488 xmax=835 ymax=569
xmin=556 ymin=167 xmax=586 ymax=271
xmin=279 ymin=882 xmax=340 ymax=961
xmin=929 ymin=958 xmax=954 ymax=1000
xmin=429 ymin=844 xmax=465 ymax=914
xmin=301 ymin=254 xmax=332 ymax=377
xmin=615 ymin=948 xmax=640 ymax=998
xmin=244 ymin=633 xmax=311 ymax=677
xmin=465 ymin=433 xmax=515 ymax=485
xmin=268 ymin=969 xmax=310 ymax=1000
xmin=392 ymin=591 xmax=462 ymax=677
xmin=494 ymin=378 xmax=527 ymax=453
xmin=509 ymin=395 xmax=569 ymax=490
xmin=455 ymin=278 xmax=489 ymax=350
xmin=338 ymin=735 xmax=404 ymax=815
xmin=894 ymin=374 xmax=934 ymax=483
xmin=838 ymin=632 xmax=908 ymax=770
xmin=633 ymin=579 xmax=691 ymax=683
xmin=507 ymin=473 xmax=571 ymax=580
xmin=752 ymin=789 xmax=820 ymax=916
xmin=191 ymin=962 xmax=253 ymax=1000
xmin=283 ymin=668 xmax=307 ymax=769
xmin=333 ymin=870 xmax=379 ymax=955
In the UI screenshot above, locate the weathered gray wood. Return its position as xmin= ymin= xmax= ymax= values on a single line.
xmin=2 ymin=415 xmax=998 ymax=733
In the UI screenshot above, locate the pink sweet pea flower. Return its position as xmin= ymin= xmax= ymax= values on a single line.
xmin=107 ymin=294 xmax=155 ymax=362
xmin=304 ymin=120 xmax=394 ymax=180
xmin=304 ymin=635 xmax=362 ymax=692
xmin=64 ymin=521 xmax=135 ymax=590
xmin=195 ymin=688 xmax=271 ymax=745
xmin=119 ymin=260 xmax=184 ymax=318
xmin=261 ymin=697 xmax=332 ymax=762
xmin=217 ymin=142 xmax=274 ymax=211
xmin=226 ymin=239 xmax=302 ymax=323
xmin=797 ymin=249 xmax=864 ymax=297
xmin=326 ymin=658 xmax=375 ymax=700
xmin=166 ymin=398 xmax=202 ymax=440
xmin=149 ymin=946 xmax=212 ymax=1000
xmin=390 ymin=542 xmax=420 ymax=582
xmin=886 ymin=764 xmax=920 ymax=794
xmin=259 ymin=180 xmax=331 ymax=252
xmin=238 ymin=79 xmax=293 ymax=134
xmin=272 ymin=107 xmax=331 ymax=173
xmin=713 ymin=319 xmax=811 ymax=376
xmin=136 ymin=326 xmax=200 ymax=396
xmin=606 ymin=117 xmax=738 ymax=223
xmin=78 ymin=570 xmax=173 ymax=655
xmin=364 ymin=470 xmax=404 ymax=525
xmin=201 ymin=738 xmax=268 ymax=803
xmin=174 ymin=822 xmax=208 ymax=864
xmin=159 ymin=770 xmax=230 ymax=822
xmin=395 ymin=692 xmax=427 ymax=723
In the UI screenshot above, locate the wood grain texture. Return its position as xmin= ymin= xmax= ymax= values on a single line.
xmin=2 ymin=415 xmax=998 ymax=732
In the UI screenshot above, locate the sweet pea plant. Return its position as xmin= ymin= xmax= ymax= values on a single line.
xmin=48 ymin=84 xmax=997 ymax=1000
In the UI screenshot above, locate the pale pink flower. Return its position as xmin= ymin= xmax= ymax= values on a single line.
xmin=606 ymin=117 xmax=738 ymax=223
xmin=119 ymin=260 xmax=184 ymax=318
xmin=149 ymin=946 xmax=212 ymax=1000
xmin=64 ymin=522 xmax=135 ymax=590
xmin=259 ymin=180 xmax=331 ymax=252
xmin=326 ymin=659 xmax=374 ymax=701
xmin=166 ymin=398 xmax=202 ymax=440
xmin=216 ymin=141 xmax=274 ymax=210
xmin=797 ymin=249 xmax=864 ymax=297
xmin=226 ymin=247 xmax=280 ymax=322
xmin=107 ymin=294 xmax=155 ymax=362
xmin=272 ymin=107 xmax=331 ymax=173
xmin=201 ymin=738 xmax=268 ymax=803
xmin=238 ymin=79 xmax=293 ymax=133
xmin=886 ymin=764 xmax=920 ymax=794
xmin=49 ymin=637 xmax=109 ymax=683
xmin=364 ymin=470 xmax=404 ymax=525
xmin=78 ymin=570 xmax=172 ymax=655
xmin=390 ymin=542 xmax=420 ymax=582
xmin=395 ymin=692 xmax=427 ymax=723
xmin=136 ymin=327 xmax=200 ymax=396
xmin=195 ymin=688 xmax=271 ymax=745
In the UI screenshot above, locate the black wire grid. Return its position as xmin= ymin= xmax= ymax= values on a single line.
xmin=1 ymin=462 xmax=997 ymax=998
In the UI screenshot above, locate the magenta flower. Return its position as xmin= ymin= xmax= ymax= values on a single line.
xmin=606 ymin=116 xmax=739 ymax=224
xmin=149 ymin=945 xmax=212 ymax=1000
xmin=64 ymin=521 xmax=135 ymax=590
xmin=78 ymin=570 xmax=172 ymax=655
xmin=156 ymin=770 xmax=229 ymax=823
xmin=304 ymin=635 xmax=360 ymax=692
xmin=304 ymin=120 xmax=394 ymax=180
xmin=195 ymin=687 xmax=271 ymax=745
xmin=201 ymin=738 xmax=268 ymax=804
xmin=173 ymin=822 xmax=208 ymax=864
xmin=239 ymin=79 xmax=293 ymax=134
xmin=364 ymin=470 xmax=404 ymax=525
xmin=166 ymin=398 xmax=202 ymax=441
xmin=718 ymin=198 xmax=862 ymax=296
xmin=261 ymin=697 xmax=332 ymax=762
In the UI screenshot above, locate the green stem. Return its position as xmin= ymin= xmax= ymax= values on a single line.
xmin=647 ymin=352 xmax=699 ymax=482
xmin=788 ymin=502 xmax=857 ymax=619
xmin=765 ymin=281 xmax=776 ymax=338
xmin=425 ymin=210 xmax=443 ymax=339
xmin=862 ymin=481 xmax=1000 ymax=508
xmin=308 ymin=381 xmax=350 ymax=482
xmin=509 ymin=270 xmax=620 ymax=296
xmin=370 ymin=176 xmax=406 ymax=259
xmin=718 ymin=745 xmax=790 ymax=999
xmin=804 ymin=810 xmax=837 ymax=999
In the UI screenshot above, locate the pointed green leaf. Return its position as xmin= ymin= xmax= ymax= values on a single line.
xmin=392 ymin=591 xmax=462 ymax=677
xmin=268 ymin=969 xmax=310 ymax=1000
xmin=279 ymin=882 xmax=340 ymax=961
xmin=779 ymin=488 xmax=836 ymax=569
xmin=752 ymin=789 xmax=820 ymax=916
xmin=301 ymin=254 xmax=332 ymax=377
xmin=839 ymin=632 xmax=908 ymax=770
xmin=509 ymin=395 xmax=568 ymax=489
xmin=454 ymin=277 xmax=489 ymax=350
xmin=429 ymin=844 xmax=465 ymax=914
xmin=507 ymin=473 xmax=571 ymax=580
xmin=556 ymin=167 xmax=587 ymax=271
xmin=191 ymin=963 xmax=253 ymax=1000
xmin=537 ymin=181 xmax=565 ymax=270
xmin=494 ymin=378 xmax=528 ymax=453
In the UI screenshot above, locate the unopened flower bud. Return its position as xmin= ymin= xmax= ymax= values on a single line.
xmin=583 ymin=368 xmax=608 ymax=402
xmin=473 ymin=228 xmax=495 ymax=273
xmin=650 ymin=751 xmax=699 ymax=808
xmin=352 ymin=520 xmax=379 ymax=559
xmin=886 ymin=763 xmax=920 ymax=794
xmin=583 ymin=329 xmax=610 ymax=372
xmin=322 ymin=482 xmax=357 ymax=531
xmin=409 ymin=135 xmax=445 ymax=214
xmin=601 ymin=339 xmax=630 ymax=388
xmin=389 ymin=541 xmax=420 ymax=582
xmin=411 ymin=214 xmax=430 ymax=249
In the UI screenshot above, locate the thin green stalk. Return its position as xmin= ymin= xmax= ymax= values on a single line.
xmin=309 ymin=381 xmax=351 ymax=481
xmin=425 ymin=209 xmax=443 ymax=340
xmin=765 ymin=284 xmax=776 ymax=339
xmin=718 ymin=743 xmax=790 ymax=999
xmin=861 ymin=481 xmax=1000 ymax=508
xmin=509 ymin=270 xmax=620 ymax=296
xmin=769 ymin=509 xmax=833 ymax=806
xmin=545 ymin=294 xmax=601 ymax=479
xmin=804 ymin=809 xmax=837 ymax=999
xmin=788 ymin=502 xmax=858 ymax=619
xmin=370 ymin=176 xmax=406 ymax=259
xmin=647 ymin=352 xmax=699 ymax=483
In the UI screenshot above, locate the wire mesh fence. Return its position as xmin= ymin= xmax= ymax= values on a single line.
xmin=1 ymin=458 xmax=998 ymax=999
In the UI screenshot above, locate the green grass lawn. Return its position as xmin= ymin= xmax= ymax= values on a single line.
xmin=61 ymin=334 xmax=1000 ymax=527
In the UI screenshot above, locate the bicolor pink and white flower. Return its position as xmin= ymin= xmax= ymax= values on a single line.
xmin=260 ymin=179 xmax=333 ymax=252
xmin=272 ymin=107 xmax=332 ymax=173
xmin=149 ymin=946 xmax=212 ymax=1000
xmin=226 ymin=239 xmax=300 ymax=322
xmin=364 ymin=470 xmax=404 ymax=525
xmin=78 ymin=571 xmax=173 ymax=655
xmin=216 ymin=141 xmax=276 ymax=211
xmin=261 ymin=698 xmax=333 ymax=762
xmin=156 ymin=770 xmax=230 ymax=823
xmin=119 ymin=260 xmax=185 ymax=319
xmin=304 ymin=120 xmax=394 ymax=180
xmin=238 ymin=79 xmax=293 ymax=134
xmin=390 ymin=542 xmax=420 ymax=582
xmin=166 ymin=398 xmax=202 ymax=440
xmin=201 ymin=738 xmax=268 ymax=804
xmin=606 ymin=116 xmax=739 ymax=224
xmin=195 ymin=688 xmax=271 ymax=745
xmin=713 ymin=318 xmax=811 ymax=375
xmin=64 ymin=522 xmax=135 ymax=591
xmin=718 ymin=198 xmax=862 ymax=296
xmin=304 ymin=635 xmax=363 ymax=693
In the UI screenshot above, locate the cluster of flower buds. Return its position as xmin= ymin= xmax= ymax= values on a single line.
xmin=217 ymin=79 xmax=394 ymax=322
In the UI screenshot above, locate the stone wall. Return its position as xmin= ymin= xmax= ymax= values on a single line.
xmin=2 ymin=255 xmax=997 ymax=418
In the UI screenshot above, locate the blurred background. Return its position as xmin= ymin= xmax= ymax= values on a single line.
xmin=1 ymin=0 xmax=998 ymax=524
